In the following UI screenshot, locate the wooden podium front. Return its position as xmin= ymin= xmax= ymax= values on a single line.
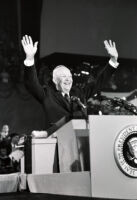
xmin=89 ymin=115 xmax=137 ymax=199
xmin=56 ymin=119 xmax=89 ymax=172
xmin=24 ymin=137 xmax=58 ymax=174
xmin=27 ymin=119 xmax=91 ymax=197
xmin=31 ymin=138 xmax=57 ymax=174
xmin=25 ymin=119 xmax=89 ymax=174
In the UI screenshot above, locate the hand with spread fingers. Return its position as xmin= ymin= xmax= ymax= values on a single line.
xmin=21 ymin=35 xmax=38 ymax=60
xmin=104 ymin=40 xmax=118 ymax=63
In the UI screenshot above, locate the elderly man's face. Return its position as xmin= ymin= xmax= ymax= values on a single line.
xmin=55 ymin=67 xmax=73 ymax=94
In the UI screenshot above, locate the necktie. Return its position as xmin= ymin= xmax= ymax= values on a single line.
xmin=64 ymin=94 xmax=70 ymax=103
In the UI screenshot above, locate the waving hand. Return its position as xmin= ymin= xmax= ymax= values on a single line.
xmin=21 ymin=35 xmax=38 ymax=60
xmin=104 ymin=40 xmax=118 ymax=63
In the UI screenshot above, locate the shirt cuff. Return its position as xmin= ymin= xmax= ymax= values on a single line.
xmin=24 ymin=59 xmax=34 ymax=67
xmin=109 ymin=59 xmax=119 ymax=68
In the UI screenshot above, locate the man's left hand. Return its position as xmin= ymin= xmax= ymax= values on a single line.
xmin=104 ymin=40 xmax=118 ymax=63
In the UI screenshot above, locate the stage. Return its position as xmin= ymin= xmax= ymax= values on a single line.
xmin=0 ymin=192 xmax=131 ymax=200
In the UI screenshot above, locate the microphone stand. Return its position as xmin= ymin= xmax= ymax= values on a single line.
xmin=71 ymin=96 xmax=88 ymax=122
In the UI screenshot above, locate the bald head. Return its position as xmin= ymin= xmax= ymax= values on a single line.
xmin=52 ymin=65 xmax=73 ymax=94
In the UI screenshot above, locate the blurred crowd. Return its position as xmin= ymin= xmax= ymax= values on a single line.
xmin=0 ymin=124 xmax=24 ymax=174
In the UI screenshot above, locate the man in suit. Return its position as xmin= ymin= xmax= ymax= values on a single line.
xmin=21 ymin=35 xmax=119 ymax=136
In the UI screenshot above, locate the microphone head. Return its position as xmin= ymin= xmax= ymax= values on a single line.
xmin=71 ymin=96 xmax=86 ymax=109
xmin=71 ymin=96 xmax=79 ymax=101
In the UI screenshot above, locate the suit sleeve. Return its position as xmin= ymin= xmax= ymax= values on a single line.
xmin=83 ymin=63 xmax=116 ymax=100
xmin=24 ymin=65 xmax=45 ymax=102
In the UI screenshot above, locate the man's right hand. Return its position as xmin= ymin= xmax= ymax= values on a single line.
xmin=31 ymin=130 xmax=48 ymax=138
xmin=21 ymin=35 xmax=38 ymax=61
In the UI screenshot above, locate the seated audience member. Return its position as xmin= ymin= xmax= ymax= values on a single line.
xmin=9 ymin=133 xmax=20 ymax=151
xmin=0 ymin=133 xmax=24 ymax=173
xmin=8 ymin=133 xmax=24 ymax=172
xmin=21 ymin=35 xmax=119 ymax=137
xmin=0 ymin=124 xmax=9 ymax=141
xmin=0 ymin=141 xmax=12 ymax=174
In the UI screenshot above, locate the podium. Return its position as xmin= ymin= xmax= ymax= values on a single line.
xmin=89 ymin=115 xmax=137 ymax=199
xmin=27 ymin=119 xmax=91 ymax=197
xmin=27 ymin=116 xmax=137 ymax=199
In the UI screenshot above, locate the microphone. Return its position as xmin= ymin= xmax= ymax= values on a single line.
xmin=71 ymin=96 xmax=86 ymax=109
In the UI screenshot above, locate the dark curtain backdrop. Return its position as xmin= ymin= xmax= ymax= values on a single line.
xmin=0 ymin=83 xmax=45 ymax=135
xmin=0 ymin=0 xmax=45 ymax=134
xmin=40 ymin=0 xmax=137 ymax=59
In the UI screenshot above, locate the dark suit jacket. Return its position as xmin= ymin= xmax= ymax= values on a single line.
xmin=24 ymin=63 xmax=116 ymax=130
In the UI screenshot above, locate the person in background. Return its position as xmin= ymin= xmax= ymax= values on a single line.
xmin=0 ymin=132 xmax=24 ymax=173
xmin=8 ymin=133 xmax=24 ymax=172
xmin=0 ymin=124 xmax=9 ymax=141
xmin=21 ymin=35 xmax=119 ymax=137
xmin=0 ymin=141 xmax=12 ymax=174
xmin=9 ymin=133 xmax=20 ymax=151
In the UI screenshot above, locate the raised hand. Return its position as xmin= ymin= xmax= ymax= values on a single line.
xmin=104 ymin=40 xmax=118 ymax=63
xmin=21 ymin=35 xmax=38 ymax=60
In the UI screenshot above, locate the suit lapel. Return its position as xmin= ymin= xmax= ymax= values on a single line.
xmin=54 ymin=91 xmax=71 ymax=112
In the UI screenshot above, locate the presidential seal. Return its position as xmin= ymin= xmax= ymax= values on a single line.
xmin=114 ymin=125 xmax=137 ymax=177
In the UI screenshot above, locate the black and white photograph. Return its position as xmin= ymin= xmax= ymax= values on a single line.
xmin=0 ymin=0 xmax=137 ymax=200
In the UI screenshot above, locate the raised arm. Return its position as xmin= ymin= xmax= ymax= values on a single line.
xmin=21 ymin=35 xmax=45 ymax=102
xmin=84 ymin=40 xmax=119 ymax=100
